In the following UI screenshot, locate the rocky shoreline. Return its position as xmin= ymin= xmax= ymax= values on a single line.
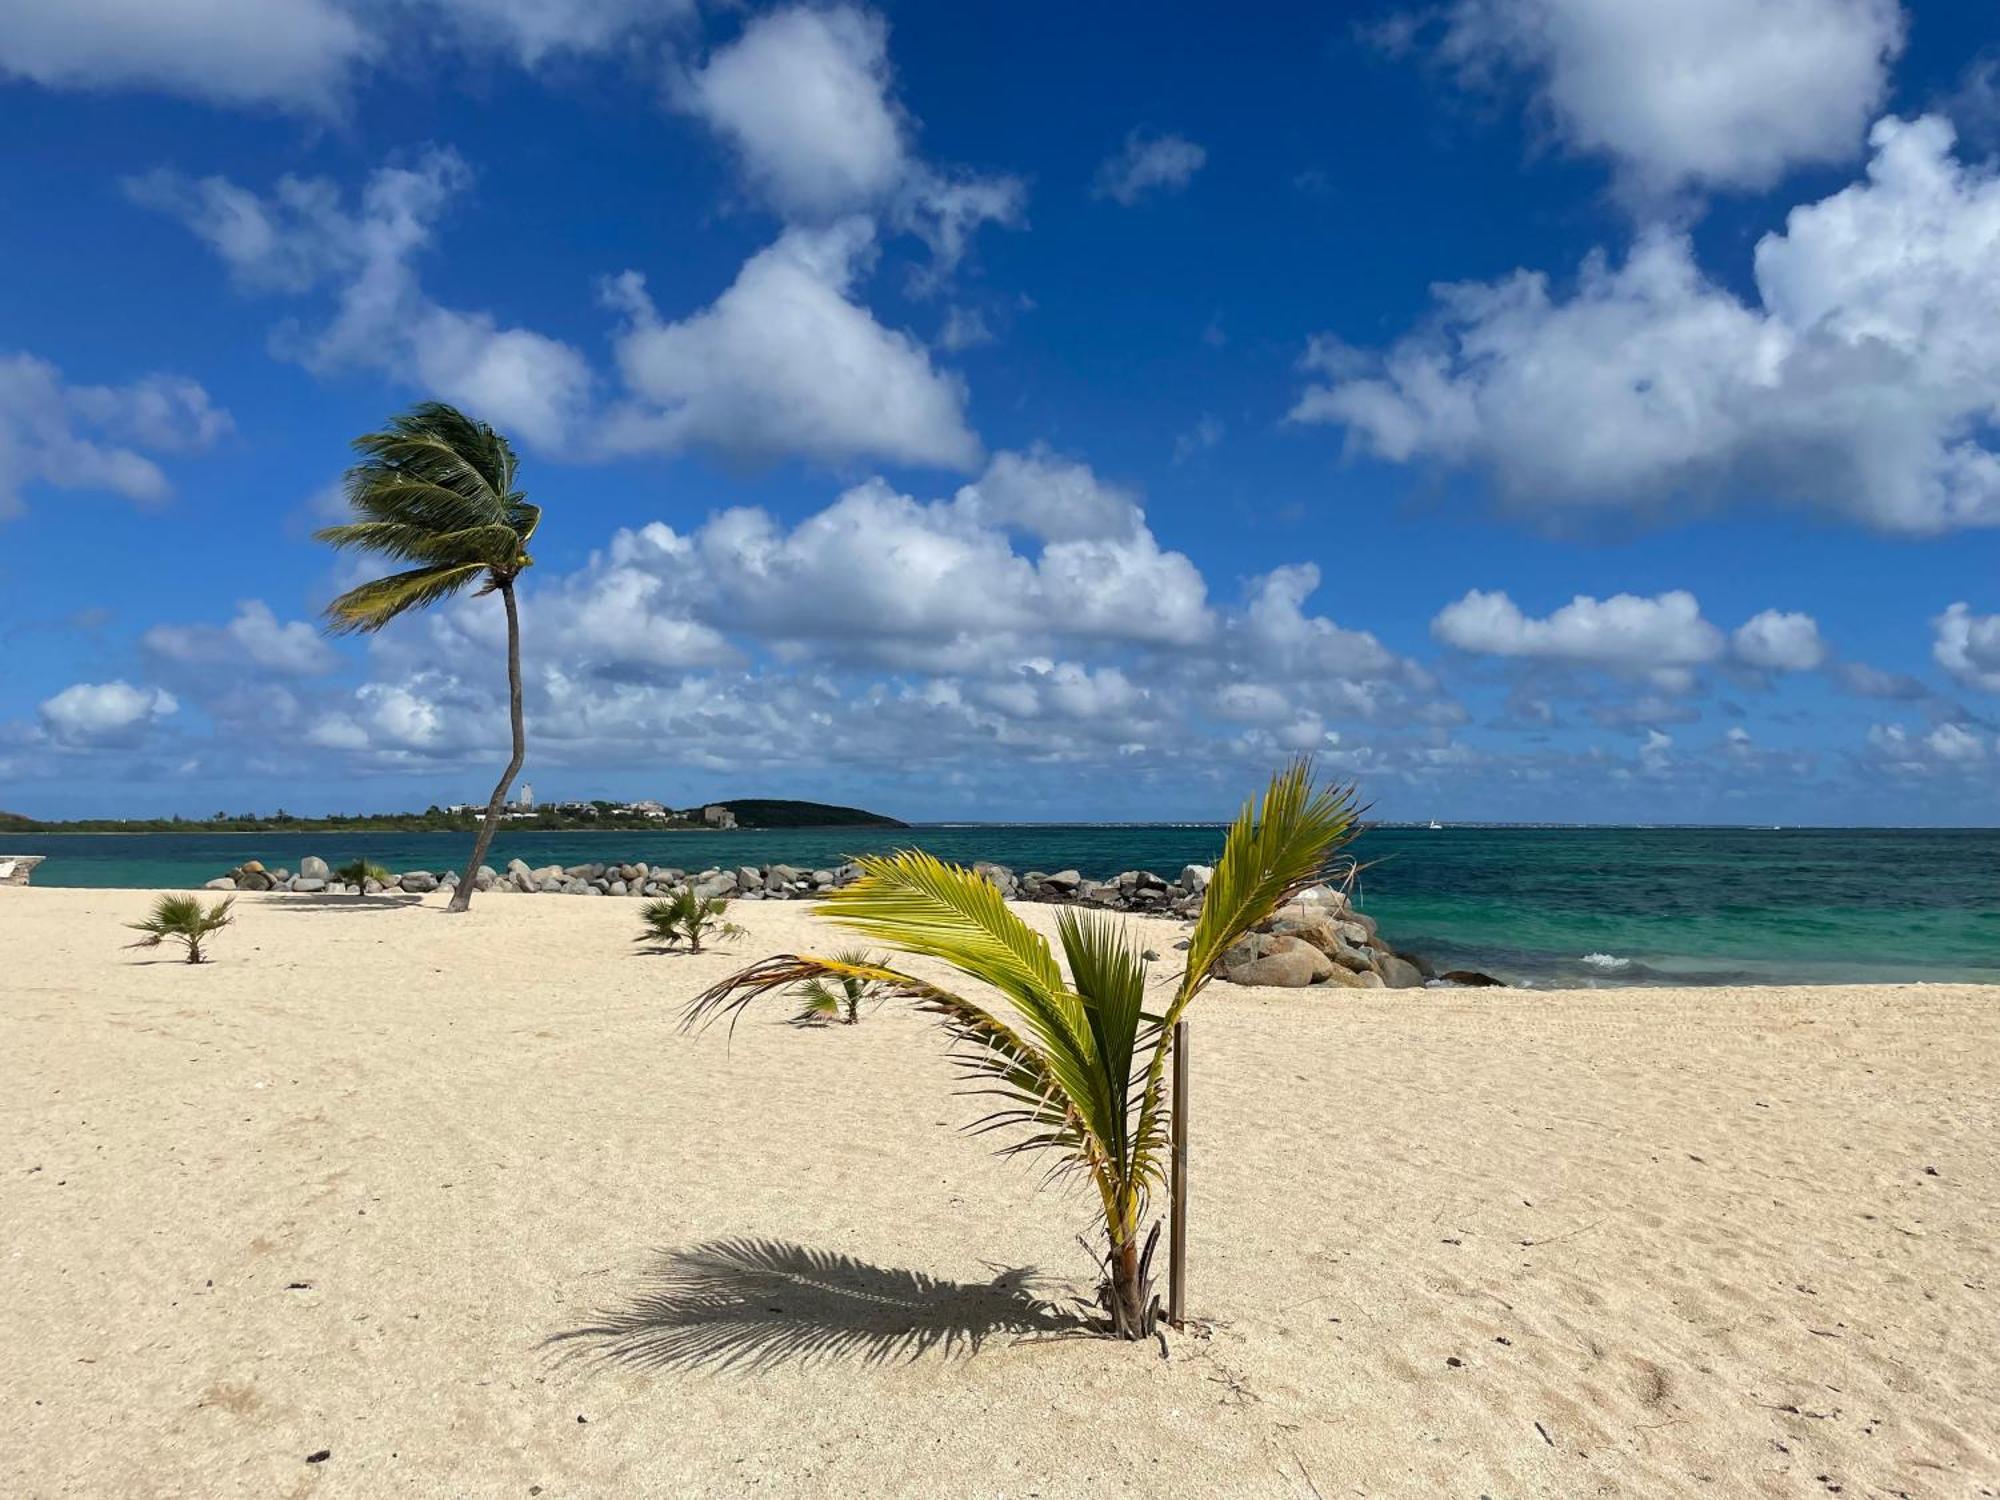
xmin=208 ymin=856 xmax=1502 ymax=989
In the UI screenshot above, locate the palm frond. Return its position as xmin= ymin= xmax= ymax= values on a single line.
xmin=322 ymin=562 xmax=487 ymax=635
xmin=350 ymin=402 xmax=517 ymax=507
xmin=322 ymin=482 xmax=502 ymax=538
xmin=814 ymin=851 xmax=1067 ymax=1015
xmin=1052 ymin=909 xmax=1148 ymax=1170
xmin=1174 ymin=757 xmax=1361 ymax=1021
xmin=314 ymin=520 xmax=524 ymax=570
xmin=684 ymin=952 xmax=1090 ymax=1168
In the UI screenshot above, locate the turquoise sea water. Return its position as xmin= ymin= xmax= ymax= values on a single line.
xmin=8 ymin=825 xmax=1996 ymax=988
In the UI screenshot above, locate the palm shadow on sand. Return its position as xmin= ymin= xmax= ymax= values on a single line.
xmin=545 ymin=1237 xmax=1079 ymax=1373
xmin=260 ymin=893 xmax=428 ymax=913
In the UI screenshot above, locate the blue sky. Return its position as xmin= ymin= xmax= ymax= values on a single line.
xmin=3 ymin=0 xmax=1999 ymax=823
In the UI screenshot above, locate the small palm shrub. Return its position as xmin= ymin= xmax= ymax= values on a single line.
xmin=685 ymin=759 xmax=1360 ymax=1339
xmin=335 ymin=858 xmax=395 ymax=887
xmin=636 ymin=889 xmax=747 ymax=953
xmin=790 ymin=949 xmax=891 ymax=1025
xmin=127 ymin=894 xmax=236 ymax=964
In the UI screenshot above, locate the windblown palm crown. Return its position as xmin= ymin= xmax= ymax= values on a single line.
xmin=315 ymin=402 xmax=539 ymax=632
xmin=685 ymin=759 xmax=1360 ymax=1338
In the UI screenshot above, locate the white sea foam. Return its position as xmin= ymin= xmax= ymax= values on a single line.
xmin=1580 ymin=952 xmax=1632 ymax=971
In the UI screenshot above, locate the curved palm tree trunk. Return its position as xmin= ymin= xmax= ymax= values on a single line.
xmin=448 ymin=580 xmax=525 ymax=913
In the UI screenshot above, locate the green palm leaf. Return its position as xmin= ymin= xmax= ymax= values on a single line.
xmin=815 ymin=849 xmax=1066 ymax=1008
xmin=1173 ymin=758 xmax=1362 ymax=1023
xmin=322 ymin=562 xmax=488 ymax=635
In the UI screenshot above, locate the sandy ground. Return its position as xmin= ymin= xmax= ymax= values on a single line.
xmin=3 ymin=886 xmax=1997 ymax=1499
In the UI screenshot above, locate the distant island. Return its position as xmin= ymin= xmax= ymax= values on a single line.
xmin=0 ymin=797 xmax=906 ymax=835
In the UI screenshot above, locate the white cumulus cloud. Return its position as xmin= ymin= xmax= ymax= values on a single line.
xmin=1933 ymin=602 xmax=2000 ymax=693
xmin=0 ymin=0 xmax=692 ymax=116
xmin=673 ymin=3 xmax=1022 ymax=284
xmin=601 ymin=221 xmax=980 ymax=470
xmin=1731 ymin=609 xmax=1827 ymax=672
xmin=128 ymin=149 xmax=593 ymax=449
xmin=675 ymin=5 xmax=906 ymax=221
xmin=142 ymin=600 xmax=337 ymax=677
xmin=1868 ymin=719 xmax=1993 ymax=771
xmin=1427 ymin=0 xmax=1903 ymax=196
xmin=0 ymin=352 xmax=230 ymax=520
xmin=1293 ymin=116 xmax=2000 ymax=534
xmin=1432 ymin=589 xmax=1724 ymax=672
xmin=38 ymin=680 xmax=178 ymax=747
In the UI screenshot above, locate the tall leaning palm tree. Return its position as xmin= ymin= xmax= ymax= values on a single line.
xmin=316 ymin=402 xmax=539 ymax=913
xmin=684 ymin=759 xmax=1359 ymax=1338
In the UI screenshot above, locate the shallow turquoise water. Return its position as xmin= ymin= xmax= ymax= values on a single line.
xmin=9 ymin=825 xmax=1996 ymax=987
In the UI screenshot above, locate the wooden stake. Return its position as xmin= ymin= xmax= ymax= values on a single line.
xmin=1168 ymin=1017 xmax=1189 ymax=1325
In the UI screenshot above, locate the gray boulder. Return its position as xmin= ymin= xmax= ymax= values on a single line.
xmin=362 ymin=878 xmax=383 ymax=895
xmin=1315 ymin=965 xmax=1375 ymax=990
xmin=1218 ymin=933 xmax=1334 ymax=988
xmin=1269 ymin=912 xmax=1377 ymax=974
xmin=299 ymin=855 xmax=330 ymax=881
xmin=292 ymin=877 xmax=326 ymax=894
xmin=204 ymin=877 xmax=236 ymax=891
xmin=399 ymin=871 xmax=438 ymax=894
xmin=1378 ymin=954 xmax=1425 ymax=989
xmin=1180 ymin=863 xmax=1213 ymax=893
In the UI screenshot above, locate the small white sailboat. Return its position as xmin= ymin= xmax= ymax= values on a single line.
xmin=1427 ymin=819 xmax=1443 ymax=830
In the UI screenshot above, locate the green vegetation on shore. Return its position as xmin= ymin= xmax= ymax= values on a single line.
xmin=0 ymin=798 xmax=905 ymax=836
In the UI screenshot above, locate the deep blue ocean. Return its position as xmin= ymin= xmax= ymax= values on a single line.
xmin=10 ymin=824 xmax=1996 ymax=987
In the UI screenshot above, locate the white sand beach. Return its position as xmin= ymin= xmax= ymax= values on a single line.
xmin=4 ymin=886 xmax=1996 ymax=1498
